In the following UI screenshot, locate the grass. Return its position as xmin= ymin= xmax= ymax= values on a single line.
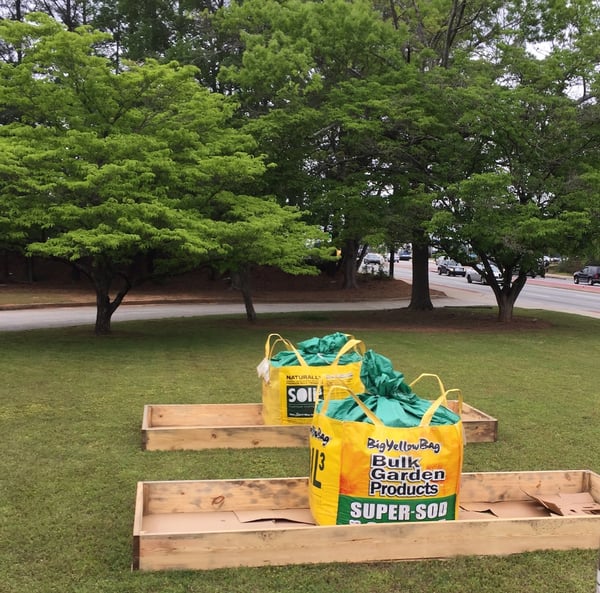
xmin=1 ymin=308 xmax=599 ymax=592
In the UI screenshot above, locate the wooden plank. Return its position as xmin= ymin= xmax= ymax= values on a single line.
xmin=144 ymin=477 xmax=310 ymax=515
xmin=143 ymin=425 xmax=308 ymax=451
xmin=133 ymin=470 xmax=600 ymax=571
xmin=448 ymin=401 xmax=498 ymax=442
xmin=141 ymin=402 xmax=498 ymax=450
xmin=131 ymin=482 xmax=147 ymax=571
xmin=459 ymin=470 xmax=588 ymax=502
xmin=135 ymin=514 xmax=600 ymax=571
xmin=589 ymin=471 xmax=600 ymax=502
xmin=141 ymin=471 xmax=591 ymax=514
xmin=145 ymin=403 xmax=263 ymax=428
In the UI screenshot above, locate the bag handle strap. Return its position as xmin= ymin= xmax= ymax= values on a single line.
xmin=266 ymin=333 xmax=364 ymax=367
xmin=419 ymin=389 xmax=463 ymax=427
xmin=408 ymin=373 xmax=463 ymax=427
xmin=409 ymin=373 xmax=447 ymax=403
xmin=331 ymin=338 xmax=366 ymax=364
xmin=319 ymin=384 xmax=383 ymax=426
xmin=265 ymin=333 xmax=308 ymax=367
xmin=445 ymin=388 xmax=463 ymax=417
xmin=317 ymin=381 xmax=462 ymax=428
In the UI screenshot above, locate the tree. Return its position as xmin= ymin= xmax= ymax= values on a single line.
xmin=207 ymin=193 xmax=329 ymax=321
xmin=0 ymin=1 xmax=97 ymax=30
xmin=369 ymin=0 xmax=505 ymax=310
xmin=217 ymin=0 xmax=408 ymax=289
xmin=427 ymin=41 xmax=600 ymax=321
xmin=0 ymin=15 xmax=272 ymax=333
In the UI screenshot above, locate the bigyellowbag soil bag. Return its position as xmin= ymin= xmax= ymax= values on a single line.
xmin=309 ymin=351 xmax=464 ymax=525
xmin=257 ymin=332 xmax=365 ymax=425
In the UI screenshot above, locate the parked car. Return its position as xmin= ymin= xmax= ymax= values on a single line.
xmin=363 ymin=253 xmax=384 ymax=266
xmin=466 ymin=264 xmax=503 ymax=285
xmin=437 ymin=258 xmax=466 ymax=277
xmin=573 ymin=265 xmax=600 ymax=285
xmin=529 ymin=259 xmax=549 ymax=278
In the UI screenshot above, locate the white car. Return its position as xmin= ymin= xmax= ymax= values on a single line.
xmin=363 ymin=253 xmax=384 ymax=266
xmin=466 ymin=264 xmax=503 ymax=284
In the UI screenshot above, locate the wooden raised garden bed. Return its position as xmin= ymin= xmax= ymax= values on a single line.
xmin=132 ymin=469 xmax=600 ymax=571
xmin=141 ymin=401 xmax=497 ymax=451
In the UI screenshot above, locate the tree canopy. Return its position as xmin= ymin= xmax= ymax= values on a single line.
xmin=0 ymin=13 xmax=326 ymax=332
xmin=2 ymin=1 xmax=600 ymax=325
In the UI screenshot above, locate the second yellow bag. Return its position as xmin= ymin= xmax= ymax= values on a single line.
xmin=258 ymin=332 xmax=365 ymax=425
xmin=309 ymin=372 xmax=464 ymax=525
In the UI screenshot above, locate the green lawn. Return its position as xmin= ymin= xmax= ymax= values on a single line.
xmin=1 ymin=308 xmax=599 ymax=592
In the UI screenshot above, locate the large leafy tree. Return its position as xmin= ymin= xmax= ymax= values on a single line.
xmin=0 ymin=15 xmax=324 ymax=333
xmin=427 ymin=5 xmax=600 ymax=321
xmin=370 ymin=0 xmax=506 ymax=310
xmin=216 ymin=0 xmax=409 ymax=289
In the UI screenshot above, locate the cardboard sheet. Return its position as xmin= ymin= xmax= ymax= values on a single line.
xmin=460 ymin=490 xmax=600 ymax=520
xmin=523 ymin=491 xmax=600 ymax=516
xmin=460 ymin=500 xmax=551 ymax=519
xmin=142 ymin=510 xmax=315 ymax=534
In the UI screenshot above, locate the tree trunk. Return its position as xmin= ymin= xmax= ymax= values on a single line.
xmin=388 ymin=249 xmax=396 ymax=277
xmin=232 ymin=268 xmax=256 ymax=322
xmin=26 ymin=257 xmax=35 ymax=283
xmin=408 ymin=241 xmax=433 ymax=310
xmin=95 ymin=287 xmax=116 ymax=335
xmin=496 ymin=291 xmax=517 ymax=323
xmin=0 ymin=249 xmax=8 ymax=282
xmin=491 ymin=273 xmax=527 ymax=323
xmin=92 ymin=268 xmax=131 ymax=335
xmin=341 ymin=239 xmax=359 ymax=289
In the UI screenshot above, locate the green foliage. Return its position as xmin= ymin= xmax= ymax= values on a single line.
xmin=5 ymin=1 xmax=600 ymax=319
xmin=216 ymin=0 xmax=413 ymax=287
xmin=207 ymin=191 xmax=331 ymax=275
xmin=0 ymin=14 xmax=326 ymax=330
xmin=0 ymin=16 xmax=260 ymax=272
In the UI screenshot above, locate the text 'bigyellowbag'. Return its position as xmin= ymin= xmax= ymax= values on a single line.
xmin=309 ymin=363 xmax=464 ymax=525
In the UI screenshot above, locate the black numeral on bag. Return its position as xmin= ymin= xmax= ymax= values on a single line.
xmin=310 ymin=447 xmax=325 ymax=489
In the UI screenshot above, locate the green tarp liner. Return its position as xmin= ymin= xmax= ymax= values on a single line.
xmin=269 ymin=332 xmax=363 ymax=367
xmin=318 ymin=349 xmax=460 ymax=427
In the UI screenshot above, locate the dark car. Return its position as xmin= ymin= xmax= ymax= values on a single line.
xmin=573 ymin=265 xmax=600 ymax=285
xmin=528 ymin=259 xmax=549 ymax=278
xmin=436 ymin=258 xmax=466 ymax=277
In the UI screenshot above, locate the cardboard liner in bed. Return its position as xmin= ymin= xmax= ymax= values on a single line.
xmin=132 ymin=469 xmax=600 ymax=571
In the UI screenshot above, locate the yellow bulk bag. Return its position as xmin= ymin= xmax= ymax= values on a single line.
xmin=309 ymin=374 xmax=464 ymax=525
xmin=258 ymin=333 xmax=365 ymax=425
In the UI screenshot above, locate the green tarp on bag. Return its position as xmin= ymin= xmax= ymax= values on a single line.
xmin=321 ymin=349 xmax=460 ymax=427
xmin=269 ymin=332 xmax=363 ymax=367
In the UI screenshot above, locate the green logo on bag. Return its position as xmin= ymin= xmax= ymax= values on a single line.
xmin=337 ymin=494 xmax=456 ymax=524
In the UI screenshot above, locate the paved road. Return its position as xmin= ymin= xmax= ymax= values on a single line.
xmin=1 ymin=263 xmax=598 ymax=331
xmin=399 ymin=260 xmax=600 ymax=319
xmin=0 ymin=286 xmax=481 ymax=332
xmin=0 ymin=299 xmax=419 ymax=332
